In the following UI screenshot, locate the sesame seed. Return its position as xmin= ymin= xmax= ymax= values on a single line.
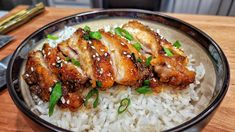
xmin=107 ymin=73 xmax=111 ymax=76
xmin=95 ymin=53 xmax=99 ymax=56
xmin=111 ymin=49 xmax=115 ymax=52
xmin=61 ymin=97 xmax=65 ymax=104
xmin=42 ymin=50 xmax=45 ymax=54
xmin=97 ymin=57 xmax=100 ymax=61
xmin=91 ymin=46 xmax=95 ymax=49
xmin=127 ymin=55 xmax=131 ymax=58
xmin=31 ymin=67 xmax=34 ymax=71
xmin=53 ymin=80 xmax=57 ymax=83
xmin=84 ymin=47 xmax=87 ymax=50
xmin=152 ymin=78 xmax=157 ymax=82
xmin=121 ymin=42 xmax=125 ymax=46
xmin=48 ymin=52 xmax=51 ymax=56
xmin=25 ymin=74 xmax=29 ymax=77
xmin=123 ymin=51 xmax=127 ymax=55
xmin=56 ymin=56 xmax=60 ymax=60
xmin=100 ymin=49 xmax=105 ymax=52
xmin=88 ymin=41 xmax=92 ymax=44
xmin=49 ymin=87 xmax=52 ymax=92
xmin=104 ymin=53 xmax=108 ymax=56
xmin=110 ymin=60 xmax=112 ymax=64
xmin=64 ymin=61 xmax=68 ymax=64
xmin=52 ymin=63 xmax=56 ymax=66
xmin=111 ymin=77 xmax=114 ymax=80
xmin=93 ymin=55 xmax=96 ymax=58
xmin=66 ymin=100 xmax=70 ymax=104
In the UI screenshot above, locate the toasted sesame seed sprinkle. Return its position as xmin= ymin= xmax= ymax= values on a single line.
xmin=107 ymin=73 xmax=111 ymax=77
xmin=95 ymin=53 xmax=99 ymax=56
xmin=52 ymin=63 xmax=56 ymax=66
xmin=88 ymin=41 xmax=92 ymax=44
xmin=61 ymin=97 xmax=65 ymax=104
xmin=104 ymin=53 xmax=108 ymax=56
xmin=48 ymin=52 xmax=51 ymax=56
xmin=123 ymin=51 xmax=127 ymax=55
xmin=97 ymin=57 xmax=100 ymax=61
xmin=49 ymin=87 xmax=52 ymax=92
xmin=91 ymin=46 xmax=95 ymax=49
xmin=111 ymin=49 xmax=115 ymax=52
xmin=25 ymin=74 xmax=29 ymax=77
xmin=93 ymin=55 xmax=96 ymax=58
xmin=121 ymin=42 xmax=125 ymax=46
xmin=57 ymin=56 xmax=60 ymax=60
xmin=84 ymin=47 xmax=87 ymax=50
xmin=127 ymin=55 xmax=131 ymax=58
xmin=152 ymin=78 xmax=157 ymax=82
xmin=31 ymin=67 xmax=34 ymax=71
xmin=100 ymin=49 xmax=105 ymax=52
xmin=66 ymin=100 xmax=70 ymax=104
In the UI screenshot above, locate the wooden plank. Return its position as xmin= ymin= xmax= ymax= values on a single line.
xmin=0 ymin=6 xmax=234 ymax=131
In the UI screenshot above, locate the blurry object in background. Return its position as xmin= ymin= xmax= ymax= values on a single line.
xmin=160 ymin=0 xmax=235 ymax=16
xmin=47 ymin=0 xmax=91 ymax=8
xmin=0 ymin=0 xmax=48 ymax=10
xmin=101 ymin=0 xmax=161 ymax=11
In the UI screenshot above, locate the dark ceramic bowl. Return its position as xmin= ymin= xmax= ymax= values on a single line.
xmin=7 ymin=9 xmax=230 ymax=131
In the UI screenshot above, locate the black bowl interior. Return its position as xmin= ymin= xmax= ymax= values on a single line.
xmin=6 ymin=9 xmax=230 ymax=131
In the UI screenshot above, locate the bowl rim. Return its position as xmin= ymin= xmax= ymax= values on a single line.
xmin=6 ymin=9 xmax=230 ymax=131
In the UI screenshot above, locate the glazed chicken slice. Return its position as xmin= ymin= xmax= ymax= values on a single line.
xmin=89 ymin=40 xmax=115 ymax=89
xmin=122 ymin=20 xmax=162 ymax=56
xmin=100 ymin=30 xmax=140 ymax=85
xmin=23 ymin=51 xmax=58 ymax=101
xmin=42 ymin=43 xmax=87 ymax=87
xmin=151 ymin=56 xmax=195 ymax=88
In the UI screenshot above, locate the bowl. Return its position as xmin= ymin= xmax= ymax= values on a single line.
xmin=6 ymin=9 xmax=230 ymax=131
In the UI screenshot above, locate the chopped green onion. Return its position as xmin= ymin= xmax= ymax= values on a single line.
xmin=114 ymin=27 xmax=133 ymax=41
xmin=89 ymin=31 xmax=102 ymax=40
xmin=136 ymin=86 xmax=153 ymax=94
xmin=96 ymin=80 xmax=102 ymax=88
xmin=132 ymin=42 xmax=142 ymax=51
xmin=84 ymin=25 xmax=91 ymax=32
xmin=118 ymin=97 xmax=131 ymax=114
xmin=83 ymin=34 xmax=90 ymax=40
xmin=144 ymin=80 xmax=150 ymax=86
xmin=146 ymin=56 xmax=152 ymax=66
xmin=49 ymin=82 xmax=62 ymax=116
xmin=84 ymin=88 xmax=99 ymax=108
xmin=137 ymin=58 xmax=142 ymax=63
xmin=173 ymin=40 xmax=181 ymax=48
xmin=47 ymin=34 xmax=59 ymax=40
xmin=65 ymin=57 xmax=71 ymax=61
xmin=163 ymin=47 xmax=173 ymax=56
xmin=71 ymin=58 xmax=80 ymax=67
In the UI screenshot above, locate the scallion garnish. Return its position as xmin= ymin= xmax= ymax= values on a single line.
xmin=71 ymin=58 xmax=80 ymax=67
xmin=89 ymin=31 xmax=102 ymax=40
xmin=96 ymin=80 xmax=102 ymax=88
xmin=136 ymin=86 xmax=153 ymax=94
xmin=137 ymin=58 xmax=142 ymax=63
xmin=144 ymin=80 xmax=150 ymax=86
xmin=114 ymin=27 xmax=133 ymax=41
xmin=65 ymin=57 xmax=71 ymax=61
xmin=83 ymin=34 xmax=90 ymax=40
xmin=146 ymin=56 xmax=152 ymax=66
xmin=84 ymin=25 xmax=91 ymax=32
xmin=132 ymin=42 xmax=142 ymax=51
xmin=84 ymin=88 xmax=99 ymax=108
xmin=173 ymin=40 xmax=181 ymax=48
xmin=118 ymin=97 xmax=131 ymax=114
xmin=47 ymin=34 xmax=59 ymax=40
xmin=49 ymin=82 xmax=62 ymax=116
xmin=163 ymin=47 xmax=173 ymax=56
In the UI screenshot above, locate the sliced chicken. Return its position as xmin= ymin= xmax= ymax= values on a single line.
xmin=23 ymin=51 xmax=58 ymax=101
xmin=100 ymin=30 xmax=140 ymax=85
xmin=42 ymin=43 xmax=87 ymax=87
xmin=122 ymin=20 xmax=162 ymax=56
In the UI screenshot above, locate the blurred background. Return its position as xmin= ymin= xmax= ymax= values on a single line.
xmin=0 ymin=0 xmax=234 ymax=17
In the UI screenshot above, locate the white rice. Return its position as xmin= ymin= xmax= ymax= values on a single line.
xmin=31 ymin=26 xmax=206 ymax=131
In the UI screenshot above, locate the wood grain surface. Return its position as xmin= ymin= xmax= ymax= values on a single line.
xmin=0 ymin=6 xmax=234 ymax=131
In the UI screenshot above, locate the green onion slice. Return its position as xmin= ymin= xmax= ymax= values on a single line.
xmin=136 ymin=86 xmax=153 ymax=94
xmin=65 ymin=57 xmax=71 ymax=61
xmin=83 ymin=34 xmax=90 ymax=40
xmin=114 ymin=27 xmax=133 ymax=41
xmin=144 ymin=80 xmax=150 ymax=86
xmin=146 ymin=56 xmax=152 ymax=66
xmin=96 ymin=80 xmax=102 ymax=88
xmin=173 ymin=40 xmax=181 ymax=48
xmin=47 ymin=34 xmax=59 ymax=40
xmin=132 ymin=42 xmax=142 ymax=51
xmin=71 ymin=58 xmax=80 ymax=67
xmin=137 ymin=58 xmax=142 ymax=63
xmin=89 ymin=31 xmax=102 ymax=40
xmin=49 ymin=82 xmax=62 ymax=116
xmin=163 ymin=47 xmax=173 ymax=56
xmin=84 ymin=25 xmax=91 ymax=32
xmin=118 ymin=97 xmax=131 ymax=114
xmin=84 ymin=88 xmax=99 ymax=108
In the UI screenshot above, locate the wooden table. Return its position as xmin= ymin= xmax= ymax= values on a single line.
xmin=0 ymin=6 xmax=234 ymax=131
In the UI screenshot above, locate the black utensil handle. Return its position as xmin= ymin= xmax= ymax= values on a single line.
xmin=0 ymin=64 xmax=7 ymax=91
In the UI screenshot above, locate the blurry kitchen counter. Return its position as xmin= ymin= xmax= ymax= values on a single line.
xmin=0 ymin=6 xmax=235 ymax=131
